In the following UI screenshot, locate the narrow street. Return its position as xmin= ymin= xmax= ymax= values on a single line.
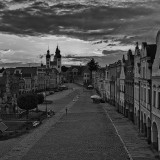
xmin=21 ymin=89 xmax=129 ymax=160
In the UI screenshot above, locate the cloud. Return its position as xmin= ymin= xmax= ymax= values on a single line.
xmin=102 ymin=50 xmax=126 ymax=55
xmin=0 ymin=0 xmax=160 ymax=66
xmin=0 ymin=0 xmax=159 ymax=41
xmin=0 ymin=49 xmax=15 ymax=55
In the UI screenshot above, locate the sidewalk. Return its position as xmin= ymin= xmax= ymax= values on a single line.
xmin=102 ymin=103 xmax=158 ymax=160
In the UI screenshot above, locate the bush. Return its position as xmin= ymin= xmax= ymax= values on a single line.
xmin=17 ymin=94 xmax=38 ymax=119
xmin=37 ymin=94 xmax=44 ymax=104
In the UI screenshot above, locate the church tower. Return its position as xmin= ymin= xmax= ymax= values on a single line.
xmin=46 ymin=49 xmax=51 ymax=68
xmin=54 ymin=45 xmax=61 ymax=72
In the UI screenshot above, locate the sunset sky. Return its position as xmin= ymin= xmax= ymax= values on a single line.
xmin=0 ymin=0 xmax=160 ymax=67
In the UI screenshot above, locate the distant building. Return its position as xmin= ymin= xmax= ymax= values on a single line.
xmin=45 ymin=45 xmax=62 ymax=86
xmin=109 ymin=62 xmax=117 ymax=105
xmin=83 ymin=66 xmax=91 ymax=86
xmin=65 ymin=65 xmax=85 ymax=84
xmin=105 ymin=65 xmax=110 ymax=102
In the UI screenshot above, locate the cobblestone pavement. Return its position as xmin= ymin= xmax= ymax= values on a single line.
xmin=1 ymin=89 xmax=130 ymax=160
xmin=0 ymin=84 xmax=81 ymax=159
xmin=102 ymin=103 xmax=158 ymax=160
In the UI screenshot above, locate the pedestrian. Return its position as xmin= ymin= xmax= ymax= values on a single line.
xmin=65 ymin=107 xmax=68 ymax=115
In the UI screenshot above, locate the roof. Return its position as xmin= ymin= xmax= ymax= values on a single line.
xmin=3 ymin=68 xmax=15 ymax=75
xmin=16 ymin=67 xmax=37 ymax=76
xmin=0 ymin=68 xmax=5 ymax=73
xmin=22 ymin=73 xmax=32 ymax=78
xmin=0 ymin=77 xmax=6 ymax=85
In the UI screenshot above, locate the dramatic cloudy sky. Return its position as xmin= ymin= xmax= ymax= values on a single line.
xmin=0 ymin=0 xmax=160 ymax=67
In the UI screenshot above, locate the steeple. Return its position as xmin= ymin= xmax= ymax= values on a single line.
xmin=46 ymin=47 xmax=51 ymax=68
xmin=55 ymin=45 xmax=61 ymax=58
xmin=46 ymin=48 xmax=51 ymax=59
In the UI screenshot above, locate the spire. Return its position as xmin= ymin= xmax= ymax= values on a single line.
xmin=136 ymin=42 xmax=139 ymax=49
xmin=46 ymin=46 xmax=50 ymax=58
xmin=55 ymin=45 xmax=61 ymax=58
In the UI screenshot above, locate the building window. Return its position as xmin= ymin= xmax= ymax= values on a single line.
xmin=144 ymin=88 xmax=146 ymax=103
xmin=141 ymin=87 xmax=143 ymax=101
xmin=143 ymin=67 xmax=145 ymax=78
xmin=158 ymin=92 xmax=160 ymax=109
xmin=148 ymin=89 xmax=151 ymax=104
xmin=153 ymin=91 xmax=156 ymax=107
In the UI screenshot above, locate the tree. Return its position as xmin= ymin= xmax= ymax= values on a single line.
xmin=87 ymin=58 xmax=99 ymax=72
xmin=37 ymin=94 xmax=44 ymax=104
xmin=87 ymin=58 xmax=99 ymax=84
xmin=17 ymin=93 xmax=38 ymax=119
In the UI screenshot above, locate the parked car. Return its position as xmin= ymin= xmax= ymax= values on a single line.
xmin=54 ymin=88 xmax=59 ymax=92
xmin=49 ymin=91 xmax=55 ymax=95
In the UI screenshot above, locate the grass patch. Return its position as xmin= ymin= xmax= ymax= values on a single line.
xmin=0 ymin=111 xmax=47 ymax=141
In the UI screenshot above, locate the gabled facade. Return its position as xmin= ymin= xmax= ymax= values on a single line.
xmin=124 ymin=49 xmax=134 ymax=122
xmin=83 ymin=66 xmax=91 ymax=86
xmin=151 ymin=30 xmax=160 ymax=151
xmin=97 ymin=67 xmax=106 ymax=99
xmin=119 ymin=56 xmax=125 ymax=114
xmin=109 ymin=63 xmax=117 ymax=105
xmin=115 ymin=60 xmax=122 ymax=111
xmin=65 ymin=65 xmax=85 ymax=84
xmin=139 ymin=42 xmax=156 ymax=141
xmin=134 ymin=42 xmax=141 ymax=129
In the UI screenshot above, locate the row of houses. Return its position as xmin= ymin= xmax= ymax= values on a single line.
xmin=0 ymin=44 xmax=93 ymax=114
xmin=94 ymin=30 xmax=160 ymax=152
xmin=0 ymin=46 xmax=62 ymax=114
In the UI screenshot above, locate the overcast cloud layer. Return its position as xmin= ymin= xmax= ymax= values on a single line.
xmin=0 ymin=0 xmax=160 ymax=66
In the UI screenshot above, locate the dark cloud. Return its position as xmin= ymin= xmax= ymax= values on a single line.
xmin=0 ymin=0 xmax=158 ymax=59
xmin=11 ymin=0 xmax=32 ymax=2
xmin=102 ymin=50 xmax=126 ymax=55
xmin=64 ymin=54 xmax=125 ymax=67
xmin=0 ymin=0 xmax=158 ymax=41
xmin=0 ymin=2 xmax=7 ymax=9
